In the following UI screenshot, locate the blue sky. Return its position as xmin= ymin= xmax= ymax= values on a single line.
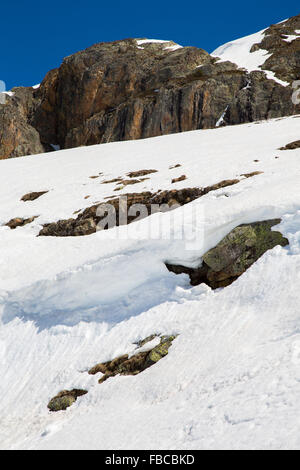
xmin=1 ymin=0 xmax=299 ymax=90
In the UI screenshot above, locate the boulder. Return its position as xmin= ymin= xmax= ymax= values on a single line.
xmin=166 ymin=219 xmax=289 ymax=289
xmin=47 ymin=389 xmax=88 ymax=412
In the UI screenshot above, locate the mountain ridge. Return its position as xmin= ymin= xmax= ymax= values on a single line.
xmin=0 ymin=14 xmax=299 ymax=160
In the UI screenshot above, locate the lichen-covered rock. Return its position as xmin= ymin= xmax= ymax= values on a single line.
xmin=203 ymin=219 xmax=289 ymax=287
xmin=166 ymin=219 xmax=289 ymax=289
xmin=146 ymin=335 xmax=176 ymax=366
xmin=47 ymin=389 xmax=88 ymax=412
xmin=88 ymin=335 xmax=177 ymax=384
xmin=47 ymin=335 xmax=177 ymax=410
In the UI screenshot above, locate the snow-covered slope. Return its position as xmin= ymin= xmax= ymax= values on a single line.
xmin=212 ymin=28 xmax=289 ymax=86
xmin=1 ymin=115 xmax=300 ymax=449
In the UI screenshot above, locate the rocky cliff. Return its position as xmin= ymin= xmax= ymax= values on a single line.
xmin=1 ymin=14 xmax=299 ymax=159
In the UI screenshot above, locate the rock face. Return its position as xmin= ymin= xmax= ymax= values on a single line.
xmin=1 ymin=17 xmax=300 ymax=159
xmin=33 ymin=38 xmax=299 ymax=151
xmin=250 ymin=15 xmax=300 ymax=84
xmin=0 ymin=87 xmax=46 ymax=159
xmin=166 ymin=219 xmax=289 ymax=289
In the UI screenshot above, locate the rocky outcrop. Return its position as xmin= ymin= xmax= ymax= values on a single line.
xmin=34 ymin=41 xmax=299 ymax=151
xmin=1 ymin=19 xmax=300 ymax=159
xmin=47 ymin=334 xmax=176 ymax=411
xmin=172 ymin=175 xmax=187 ymax=184
xmin=48 ymin=389 xmax=88 ymax=412
xmin=5 ymin=216 xmax=38 ymax=229
xmin=0 ymin=87 xmax=46 ymax=159
xmin=280 ymin=140 xmax=300 ymax=150
xmin=250 ymin=15 xmax=300 ymax=84
xmin=38 ymin=178 xmax=241 ymax=237
xmin=166 ymin=219 xmax=289 ymax=289
xmin=21 ymin=191 xmax=48 ymax=202
xmin=127 ymin=169 xmax=158 ymax=178
xmin=88 ymin=335 xmax=177 ymax=384
xmin=220 ymin=71 xmax=298 ymax=127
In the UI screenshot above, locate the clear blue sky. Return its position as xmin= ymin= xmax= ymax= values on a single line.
xmin=1 ymin=0 xmax=299 ymax=90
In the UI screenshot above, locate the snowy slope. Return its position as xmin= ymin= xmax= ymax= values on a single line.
xmin=1 ymin=116 xmax=300 ymax=449
xmin=212 ymin=29 xmax=289 ymax=86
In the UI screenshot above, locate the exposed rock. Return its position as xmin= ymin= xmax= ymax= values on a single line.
xmin=5 ymin=216 xmax=38 ymax=229
xmin=169 ymin=164 xmax=182 ymax=169
xmin=0 ymin=87 xmax=46 ymax=159
xmin=116 ymin=179 xmax=142 ymax=186
xmin=102 ymin=177 xmax=124 ymax=184
xmin=21 ymin=191 xmax=48 ymax=202
xmin=249 ymin=15 xmax=300 ymax=84
xmin=221 ymin=71 xmax=298 ymax=127
xmin=38 ymin=178 xmax=241 ymax=237
xmin=88 ymin=335 xmax=177 ymax=384
xmin=280 ymin=140 xmax=300 ymax=150
xmin=127 ymin=169 xmax=158 ymax=178
xmin=47 ymin=335 xmax=176 ymax=411
xmin=48 ymin=389 xmax=88 ymax=412
xmin=2 ymin=22 xmax=300 ymax=158
xmin=166 ymin=219 xmax=289 ymax=289
xmin=240 ymin=171 xmax=263 ymax=178
xmin=47 ymin=54 xmax=299 ymax=149
xmin=172 ymin=175 xmax=187 ymax=183
xmin=135 ymin=334 xmax=158 ymax=347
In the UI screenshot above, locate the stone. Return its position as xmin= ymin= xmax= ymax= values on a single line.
xmin=172 ymin=175 xmax=187 ymax=183
xmin=127 ymin=169 xmax=158 ymax=178
xmin=21 ymin=191 xmax=48 ymax=202
xmin=88 ymin=335 xmax=177 ymax=384
xmin=38 ymin=178 xmax=243 ymax=237
xmin=280 ymin=140 xmax=300 ymax=150
xmin=5 ymin=216 xmax=38 ymax=229
xmin=166 ymin=219 xmax=289 ymax=289
xmin=240 ymin=171 xmax=263 ymax=178
xmin=47 ymin=389 xmax=88 ymax=412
